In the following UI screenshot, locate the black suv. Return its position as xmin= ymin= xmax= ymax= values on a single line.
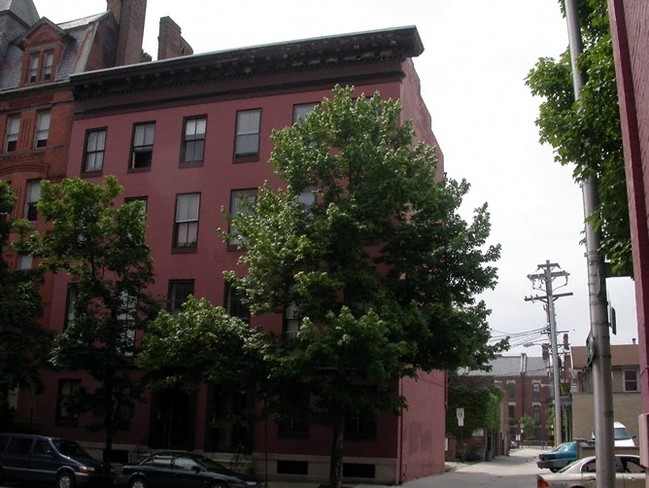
xmin=0 ymin=433 xmax=111 ymax=487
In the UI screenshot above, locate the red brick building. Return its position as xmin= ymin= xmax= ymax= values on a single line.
xmin=1 ymin=2 xmax=448 ymax=482
xmin=40 ymin=25 xmax=447 ymax=485
xmin=0 ymin=0 xmax=149 ymax=427
xmin=464 ymin=354 xmax=554 ymax=444
xmin=607 ymin=0 xmax=649 ymax=474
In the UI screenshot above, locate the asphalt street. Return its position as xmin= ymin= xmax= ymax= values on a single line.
xmin=0 ymin=447 xmax=545 ymax=488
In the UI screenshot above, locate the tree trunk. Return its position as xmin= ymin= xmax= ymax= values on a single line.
xmin=103 ymin=378 xmax=113 ymax=466
xmin=329 ymin=415 xmax=345 ymax=488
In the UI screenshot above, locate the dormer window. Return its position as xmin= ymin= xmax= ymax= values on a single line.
xmin=26 ymin=49 xmax=55 ymax=84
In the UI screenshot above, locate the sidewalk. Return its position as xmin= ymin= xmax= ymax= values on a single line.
xmin=268 ymin=447 xmax=544 ymax=488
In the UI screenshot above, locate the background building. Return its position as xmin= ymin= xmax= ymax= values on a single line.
xmin=463 ymin=353 xmax=554 ymax=444
xmin=571 ymin=344 xmax=641 ymax=442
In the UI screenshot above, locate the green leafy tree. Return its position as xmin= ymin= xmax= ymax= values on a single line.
xmin=138 ymin=296 xmax=272 ymax=427
xmin=0 ymin=181 xmax=52 ymax=430
xmin=446 ymin=375 xmax=503 ymax=439
xmin=519 ymin=413 xmax=536 ymax=441
xmin=446 ymin=374 xmax=503 ymax=460
xmin=526 ymin=0 xmax=630 ymax=276
xmin=16 ymin=176 xmax=157 ymax=463
xmin=225 ymin=86 xmax=506 ymax=488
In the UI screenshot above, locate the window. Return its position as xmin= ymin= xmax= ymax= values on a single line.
xmin=284 ymin=302 xmax=300 ymax=339
xmin=33 ymin=440 xmax=53 ymax=456
xmin=623 ymin=369 xmax=639 ymax=392
xmin=532 ymin=382 xmax=541 ymax=402
xmin=533 ymin=405 xmax=541 ymax=425
xmin=34 ymin=110 xmax=51 ymax=148
xmin=56 ymin=379 xmax=81 ymax=425
xmin=168 ymin=280 xmax=194 ymax=314
xmin=117 ymin=291 xmax=137 ymax=356
xmin=6 ymin=437 xmax=33 ymax=454
xmin=293 ymin=103 xmax=318 ymax=124
xmin=234 ymin=109 xmax=261 ymax=159
xmin=228 ymin=189 xmax=256 ymax=248
xmin=173 ymin=193 xmax=200 ymax=249
xmin=174 ymin=456 xmax=200 ymax=471
xmin=508 ymin=405 xmax=516 ymax=424
xmin=345 ymin=411 xmax=377 ymax=440
xmin=5 ymin=115 xmax=20 ymax=152
xmin=64 ymin=284 xmax=78 ymax=328
xmin=507 ymin=381 xmax=516 ymax=400
xmin=225 ymin=284 xmax=249 ymax=323
xmin=18 ymin=254 xmax=32 ymax=270
xmin=130 ymin=122 xmax=155 ymax=170
xmin=25 ymin=180 xmax=41 ymax=221
xmin=124 ymin=196 xmax=148 ymax=220
xmin=83 ymin=129 xmax=107 ymax=173
xmin=277 ymin=391 xmax=309 ymax=438
xmin=27 ymin=50 xmax=55 ymax=84
xmin=182 ymin=117 xmax=206 ymax=163
xmin=28 ymin=53 xmax=40 ymax=83
xmin=43 ymin=51 xmax=54 ymax=80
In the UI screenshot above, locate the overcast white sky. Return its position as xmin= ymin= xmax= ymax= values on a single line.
xmin=36 ymin=0 xmax=639 ymax=356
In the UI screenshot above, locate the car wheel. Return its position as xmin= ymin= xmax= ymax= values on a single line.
xmin=211 ymin=482 xmax=227 ymax=488
xmin=129 ymin=476 xmax=149 ymax=488
xmin=57 ymin=472 xmax=76 ymax=488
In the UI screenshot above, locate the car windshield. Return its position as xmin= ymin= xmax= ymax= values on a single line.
xmin=615 ymin=427 xmax=632 ymax=440
xmin=554 ymin=443 xmax=571 ymax=452
xmin=53 ymin=439 xmax=92 ymax=459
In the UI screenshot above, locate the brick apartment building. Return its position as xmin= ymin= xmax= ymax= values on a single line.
xmin=1 ymin=2 xmax=449 ymax=482
xmin=607 ymin=1 xmax=649 ymax=476
xmin=0 ymin=0 xmax=152 ymax=426
xmin=464 ymin=353 xmax=554 ymax=443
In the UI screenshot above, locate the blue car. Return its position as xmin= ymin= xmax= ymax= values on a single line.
xmin=537 ymin=441 xmax=578 ymax=472
xmin=0 ymin=433 xmax=111 ymax=487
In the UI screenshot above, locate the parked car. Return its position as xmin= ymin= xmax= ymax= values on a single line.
xmin=590 ymin=422 xmax=637 ymax=447
xmin=536 ymin=454 xmax=645 ymax=488
xmin=537 ymin=441 xmax=578 ymax=472
xmin=117 ymin=451 xmax=267 ymax=488
xmin=0 ymin=432 xmax=111 ymax=488
xmin=613 ymin=422 xmax=636 ymax=447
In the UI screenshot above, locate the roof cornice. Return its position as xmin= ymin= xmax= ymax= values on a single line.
xmin=71 ymin=26 xmax=423 ymax=100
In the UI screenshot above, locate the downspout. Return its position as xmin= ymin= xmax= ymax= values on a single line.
xmin=397 ymin=377 xmax=404 ymax=484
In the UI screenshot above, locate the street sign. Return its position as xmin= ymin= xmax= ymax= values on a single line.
xmin=456 ymin=408 xmax=464 ymax=419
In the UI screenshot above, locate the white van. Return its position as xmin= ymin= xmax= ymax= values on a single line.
xmin=614 ymin=422 xmax=636 ymax=447
xmin=591 ymin=422 xmax=636 ymax=447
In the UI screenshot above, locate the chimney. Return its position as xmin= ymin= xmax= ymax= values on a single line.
xmin=107 ymin=0 xmax=147 ymax=66
xmin=158 ymin=16 xmax=193 ymax=60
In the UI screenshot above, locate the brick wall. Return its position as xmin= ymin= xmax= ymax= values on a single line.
xmin=609 ymin=0 xmax=649 ymax=417
xmin=157 ymin=16 xmax=193 ymax=60
xmin=107 ymin=0 xmax=147 ymax=65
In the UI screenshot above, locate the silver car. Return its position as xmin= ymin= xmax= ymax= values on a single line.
xmin=536 ymin=454 xmax=645 ymax=488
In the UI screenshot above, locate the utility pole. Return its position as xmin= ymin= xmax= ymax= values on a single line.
xmin=564 ymin=1 xmax=615 ymax=486
xmin=525 ymin=260 xmax=572 ymax=445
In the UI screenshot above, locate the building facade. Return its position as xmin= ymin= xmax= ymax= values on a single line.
xmin=607 ymin=1 xmax=649 ymax=479
xmin=465 ymin=354 xmax=554 ymax=444
xmin=0 ymin=0 xmax=150 ymax=428
xmin=4 ymin=21 xmax=448 ymax=484
xmin=571 ymin=344 xmax=642 ymax=442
